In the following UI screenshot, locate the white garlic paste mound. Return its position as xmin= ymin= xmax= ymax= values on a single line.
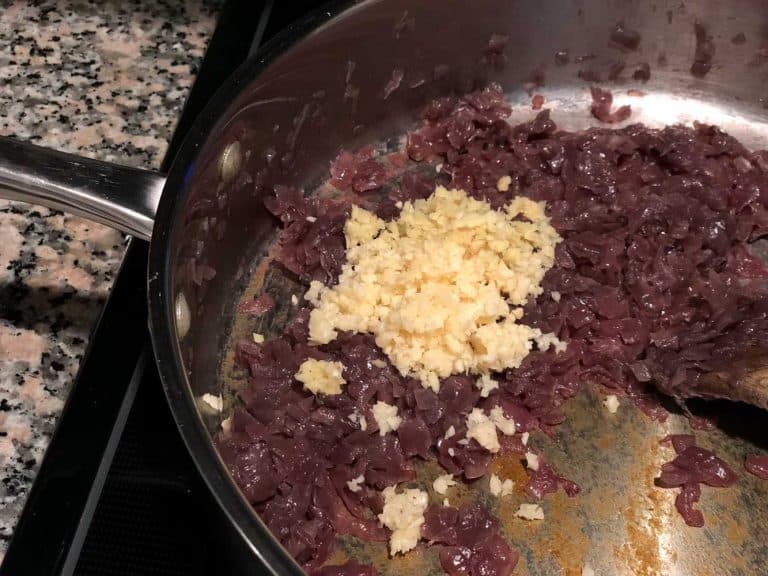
xmin=306 ymin=186 xmax=566 ymax=392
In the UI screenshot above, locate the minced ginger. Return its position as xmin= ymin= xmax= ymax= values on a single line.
xmin=307 ymin=186 xmax=564 ymax=391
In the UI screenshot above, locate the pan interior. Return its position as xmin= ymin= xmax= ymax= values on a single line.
xmin=213 ymin=89 xmax=768 ymax=576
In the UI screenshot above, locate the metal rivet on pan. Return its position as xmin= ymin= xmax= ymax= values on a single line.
xmin=175 ymin=291 xmax=191 ymax=339
xmin=219 ymin=140 xmax=242 ymax=184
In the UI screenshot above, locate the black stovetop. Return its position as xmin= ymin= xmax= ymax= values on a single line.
xmin=1 ymin=2 xmax=323 ymax=574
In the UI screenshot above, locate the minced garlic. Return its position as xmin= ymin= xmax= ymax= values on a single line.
xmin=379 ymin=486 xmax=429 ymax=556
xmin=536 ymin=331 xmax=567 ymax=353
xmin=295 ymin=359 xmax=345 ymax=395
xmin=463 ymin=406 xmax=517 ymax=454
xmin=372 ymin=401 xmax=401 ymax=436
xmin=489 ymin=473 xmax=514 ymax=497
xmin=476 ymin=374 xmax=499 ymax=398
xmin=201 ymin=393 xmax=223 ymax=412
xmin=497 ymin=175 xmax=512 ymax=192
xmin=516 ymin=503 xmax=545 ymax=520
xmin=490 ymin=405 xmax=516 ymax=435
xmin=347 ymin=475 xmax=364 ymax=492
xmin=433 ymin=474 xmax=456 ymax=495
xmin=466 ymin=408 xmax=500 ymax=453
xmin=307 ymin=186 xmax=563 ymax=391
xmin=604 ymin=394 xmax=620 ymax=414
xmin=348 ymin=409 xmax=368 ymax=431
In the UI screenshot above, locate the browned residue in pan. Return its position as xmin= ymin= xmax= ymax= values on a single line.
xmin=595 ymin=433 xmax=614 ymax=451
xmin=615 ymin=434 xmax=672 ymax=576
xmin=336 ymin=531 xmax=440 ymax=576
xmin=380 ymin=543 xmax=435 ymax=576
xmin=323 ymin=547 xmax=352 ymax=570
xmin=489 ymin=453 xmax=591 ymax=576
xmin=546 ymin=492 xmax=590 ymax=575
xmin=488 ymin=453 xmax=531 ymax=488
xmin=488 ymin=454 xmax=537 ymax=575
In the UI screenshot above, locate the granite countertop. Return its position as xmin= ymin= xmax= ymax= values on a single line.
xmin=0 ymin=0 xmax=219 ymax=560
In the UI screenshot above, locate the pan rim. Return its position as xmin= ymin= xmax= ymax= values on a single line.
xmin=147 ymin=1 xmax=356 ymax=574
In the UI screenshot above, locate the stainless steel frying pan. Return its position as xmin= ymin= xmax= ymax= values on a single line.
xmin=1 ymin=1 xmax=766 ymax=574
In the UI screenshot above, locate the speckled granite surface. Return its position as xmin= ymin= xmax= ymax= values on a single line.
xmin=0 ymin=0 xmax=219 ymax=559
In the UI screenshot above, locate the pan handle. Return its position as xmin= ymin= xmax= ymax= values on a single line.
xmin=0 ymin=136 xmax=165 ymax=241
